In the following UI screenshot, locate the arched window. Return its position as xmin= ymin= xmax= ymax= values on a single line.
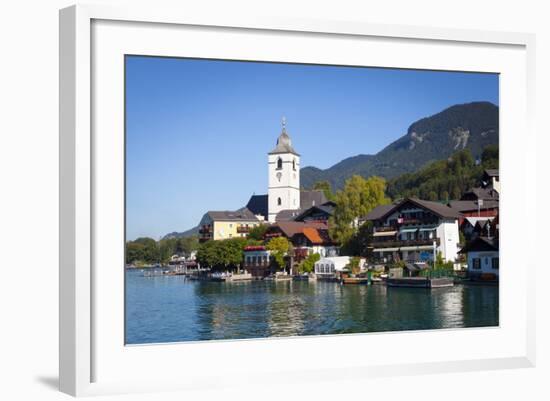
xmin=277 ymin=158 xmax=283 ymax=170
xmin=277 ymin=197 xmax=282 ymax=206
xmin=292 ymin=159 xmax=296 ymax=171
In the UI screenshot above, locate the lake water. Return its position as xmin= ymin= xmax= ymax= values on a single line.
xmin=125 ymin=269 xmax=499 ymax=344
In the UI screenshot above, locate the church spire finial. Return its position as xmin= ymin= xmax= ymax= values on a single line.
xmin=282 ymin=116 xmax=286 ymax=132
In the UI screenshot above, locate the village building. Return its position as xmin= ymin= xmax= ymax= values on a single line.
xmin=264 ymin=221 xmax=339 ymax=267
xmin=245 ymin=119 xmax=328 ymax=222
xmin=459 ymin=236 xmax=499 ymax=280
xmin=482 ymin=169 xmax=500 ymax=193
xmin=314 ymin=256 xmax=351 ymax=278
xmin=243 ymin=245 xmax=272 ymax=278
xmin=448 ymin=199 xmax=499 ymax=219
xmin=198 ymin=209 xmax=262 ymax=242
xmin=292 ymin=201 xmax=336 ymax=223
xmin=365 ymin=198 xmax=461 ymax=264
xmin=460 ymin=216 xmax=496 ymax=242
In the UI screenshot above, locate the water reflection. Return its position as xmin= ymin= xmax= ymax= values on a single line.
xmin=125 ymin=270 xmax=499 ymax=344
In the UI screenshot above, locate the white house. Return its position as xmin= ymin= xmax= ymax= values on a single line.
xmin=365 ymin=198 xmax=461 ymax=263
xmin=459 ymin=236 xmax=499 ymax=279
xmin=314 ymin=256 xmax=351 ymax=276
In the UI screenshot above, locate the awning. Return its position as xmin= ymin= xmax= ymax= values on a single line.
xmin=418 ymin=227 xmax=437 ymax=232
xmin=373 ymin=247 xmax=399 ymax=252
xmin=399 ymin=228 xmax=418 ymax=233
xmin=373 ymin=231 xmax=397 ymax=237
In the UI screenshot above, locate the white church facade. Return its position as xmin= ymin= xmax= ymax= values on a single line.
xmin=267 ymin=119 xmax=301 ymax=222
xmin=201 ymin=119 xmax=329 ymax=239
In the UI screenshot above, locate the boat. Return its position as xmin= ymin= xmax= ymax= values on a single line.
xmin=341 ymin=276 xmax=370 ymax=285
xmin=293 ymin=274 xmax=310 ymax=281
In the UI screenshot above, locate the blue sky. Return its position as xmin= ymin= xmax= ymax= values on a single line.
xmin=126 ymin=56 xmax=498 ymax=240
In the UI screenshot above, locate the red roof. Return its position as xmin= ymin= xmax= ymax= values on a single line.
xmin=303 ymin=227 xmax=324 ymax=244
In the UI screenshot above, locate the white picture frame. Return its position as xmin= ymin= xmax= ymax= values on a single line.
xmin=59 ymin=4 xmax=536 ymax=397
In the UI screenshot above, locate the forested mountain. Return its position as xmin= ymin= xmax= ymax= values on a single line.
xmin=301 ymin=101 xmax=499 ymax=190
xmin=386 ymin=145 xmax=498 ymax=201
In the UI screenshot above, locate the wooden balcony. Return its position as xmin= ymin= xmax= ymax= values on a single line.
xmin=236 ymin=226 xmax=250 ymax=234
xmin=370 ymin=238 xmax=440 ymax=248
xmin=199 ymin=225 xmax=212 ymax=234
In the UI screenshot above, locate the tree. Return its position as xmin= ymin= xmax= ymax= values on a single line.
xmin=196 ymin=237 xmax=247 ymax=271
xmin=176 ymin=235 xmax=199 ymax=257
xmin=348 ymin=256 xmax=361 ymax=275
xmin=386 ymin=146 xmax=498 ymax=201
xmin=126 ymin=237 xmax=159 ymax=265
xmin=329 ymin=175 xmax=390 ymax=245
xmin=266 ymin=237 xmax=291 ymax=271
xmin=313 ymin=180 xmax=335 ymax=201
xmin=481 ymin=144 xmax=499 ymax=169
xmin=299 ymin=253 xmax=320 ymax=274
xmin=340 ymin=221 xmax=373 ymax=257
xmin=247 ymin=224 xmax=267 ymax=241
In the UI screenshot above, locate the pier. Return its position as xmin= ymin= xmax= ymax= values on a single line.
xmin=386 ymin=276 xmax=454 ymax=288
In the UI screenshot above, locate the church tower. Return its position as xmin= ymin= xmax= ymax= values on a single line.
xmin=268 ymin=118 xmax=300 ymax=222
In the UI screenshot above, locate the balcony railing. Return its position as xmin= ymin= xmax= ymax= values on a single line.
xmin=370 ymin=238 xmax=440 ymax=248
xmin=236 ymin=226 xmax=250 ymax=234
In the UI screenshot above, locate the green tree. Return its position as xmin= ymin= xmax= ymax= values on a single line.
xmin=386 ymin=146 xmax=497 ymax=201
xmin=329 ymin=175 xmax=390 ymax=245
xmin=266 ymin=237 xmax=291 ymax=271
xmin=247 ymin=224 xmax=267 ymax=241
xmin=196 ymin=237 xmax=247 ymax=271
xmin=481 ymin=144 xmax=499 ymax=169
xmin=313 ymin=180 xmax=335 ymax=201
xmin=176 ymin=235 xmax=199 ymax=257
xmin=348 ymin=256 xmax=361 ymax=275
xmin=340 ymin=221 xmax=373 ymax=257
xmin=299 ymin=253 xmax=320 ymax=274
xmin=126 ymin=237 xmax=160 ymax=265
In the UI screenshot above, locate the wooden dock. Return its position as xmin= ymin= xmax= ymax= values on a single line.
xmin=386 ymin=277 xmax=454 ymax=288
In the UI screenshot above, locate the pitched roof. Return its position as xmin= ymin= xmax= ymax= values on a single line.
xmin=246 ymin=194 xmax=268 ymax=218
xmin=365 ymin=198 xmax=460 ymax=221
xmin=458 ymin=236 xmax=499 ymax=253
xmin=464 ymin=216 xmax=494 ymax=227
xmin=271 ymin=221 xmax=327 ymax=238
xmin=411 ymin=198 xmax=461 ymax=218
xmin=275 ymin=209 xmax=303 ymax=222
xmin=365 ymin=203 xmax=396 ymax=221
xmin=293 ymin=203 xmax=335 ymax=222
xmin=300 ymin=190 xmax=328 ymax=209
xmin=206 ymin=208 xmax=259 ymax=222
xmin=245 ymin=190 xmax=327 ymax=222
xmin=460 ymin=187 xmax=499 ymax=201
xmin=302 ymin=227 xmax=324 ymax=244
xmin=448 ymin=200 xmax=499 ymax=213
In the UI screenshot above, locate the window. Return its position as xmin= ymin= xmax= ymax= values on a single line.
xmin=492 ymin=257 xmax=499 ymax=269
xmin=277 ymin=197 xmax=282 ymax=206
xmin=472 ymin=258 xmax=481 ymax=269
xmin=293 ymin=159 xmax=296 ymax=170
xmin=277 ymin=158 xmax=283 ymax=170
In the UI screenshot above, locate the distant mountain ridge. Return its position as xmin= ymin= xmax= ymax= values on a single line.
xmin=162 ymin=224 xmax=200 ymax=240
xmin=301 ymin=101 xmax=499 ymax=190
